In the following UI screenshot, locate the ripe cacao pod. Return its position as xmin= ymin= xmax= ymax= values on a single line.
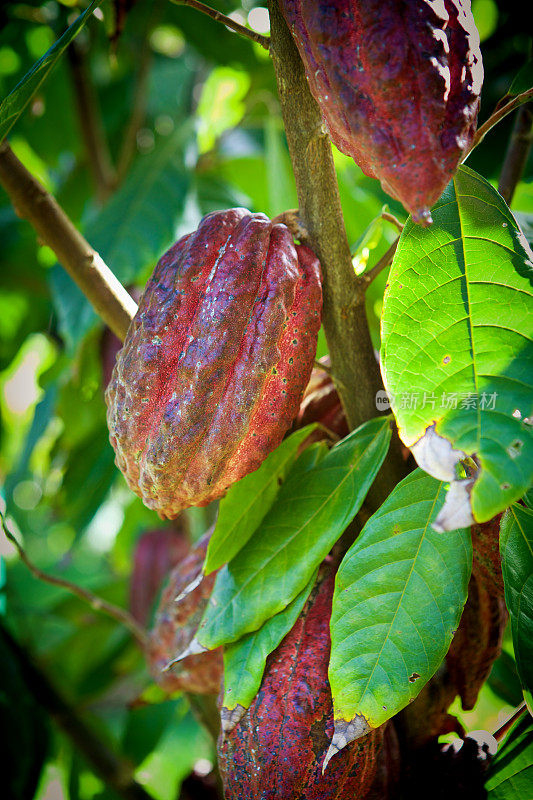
xmin=280 ymin=0 xmax=483 ymax=223
xmin=106 ymin=209 xmax=322 ymax=518
xmin=148 ymin=531 xmax=223 ymax=695
xmin=218 ymin=566 xmax=398 ymax=799
xmin=129 ymin=523 xmax=189 ymax=626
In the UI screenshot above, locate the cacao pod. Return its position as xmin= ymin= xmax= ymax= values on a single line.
xmin=129 ymin=522 xmax=189 ymax=626
xmin=106 ymin=209 xmax=322 ymax=519
xmin=218 ymin=566 xmax=397 ymax=799
xmin=148 ymin=531 xmax=223 ymax=695
xmin=280 ymin=0 xmax=483 ymax=223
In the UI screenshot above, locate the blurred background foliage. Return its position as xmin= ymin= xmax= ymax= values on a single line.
xmin=0 ymin=0 xmax=531 ymax=798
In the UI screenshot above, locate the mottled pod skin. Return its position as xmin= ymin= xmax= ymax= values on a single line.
xmin=148 ymin=531 xmax=223 ymax=695
xmin=106 ymin=209 xmax=322 ymax=518
xmin=218 ymin=567 xmax=397 ymax=799
xmin=280 ymin=0 xmax=483 ymax=223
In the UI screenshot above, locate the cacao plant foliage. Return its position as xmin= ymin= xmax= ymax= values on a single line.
xmin=2 ymin=0 xmax=533 ymax=798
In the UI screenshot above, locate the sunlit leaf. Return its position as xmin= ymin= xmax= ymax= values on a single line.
xmin=221 ymin=569 xmax=316 ymax=730
xmin=195 ymin=416 xmax=391 ymax=650
xmin=204 ymin=425 xmax=317 ymax=575
xmin=327 ymin=469 xmax=471 ymax=758
xmin=381 ymin=165 xmax=533 ymax=530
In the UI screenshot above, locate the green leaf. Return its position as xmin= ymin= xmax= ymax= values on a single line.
xmin=509 ymin=60 xmax=533 ymax=97
xmin=0 ymin=0 xmax=104 ymax=142
xmin=204 ymin=425 xmax=317 ymax=574
xmin=488 ymin=650 xmax=525 ymax=707
xmin=327 ymin=469 xmax=472 ymax=760
xmin=195 ymin=416 xmax=391 ymax=650
xmin=500 ymin=503 xmax=533 ymax=707
xmin=381 ymin=165 xmax=533 ymax=530
xmin=486 ymin=716 xmax=533 ymax=799
xmin=221 ymin=569 xmax=317 ymax=731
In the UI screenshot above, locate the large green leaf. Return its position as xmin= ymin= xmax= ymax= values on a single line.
xmin=204 ymin=425 xmax=316 ymax=575
xmin=326 ymin=469 xmax=471 ymax=765
xmin=0 ymin=0 xmax=104 ymax=142
xmin=485 ymin=716 xmax=533 ymax=799
xmin=220 ymin=570 xmax=317 ymax=732
xmin=500 ymin=503 xmax=533 ymax=711
xmin=381 ymin=165 xmax=533 ymax=530
xmin=50 ymin=125 xmax=194 ymax=349
xmin=194 ymin=416 xmax=392 ymax=651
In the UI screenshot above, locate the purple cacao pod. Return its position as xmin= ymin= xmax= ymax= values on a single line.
xmin=280 ymin=0 xmax=483 ymax=223
xmin=148 ymin=531 xmax=223 ymax=695
xmin=218 ymin=567 xmax=397 ymax=799
xmin=106 ymin=209 xmax=322 ymax=518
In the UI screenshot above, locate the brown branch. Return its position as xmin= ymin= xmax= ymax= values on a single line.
xmin=1 ymin=510 xmax=147 ymax=649
xmin=268 ymin=2 xmax=381 ymax=429
xmin=464 ymin=87 xmax=533 ymax=159
xmin=0 ymin=141 xmax=137 ymax=341
xmin=169 ymin=0 xmax=270 ymax=50
xmin=381 ymin=211 xmax=404 ymax=232
xmin=1 ymin=625 xmax=155 ymax=800
xmin=497 ymin=102 xmax=533 ymax=205
xmin=268 ymin=2 xmax=406 ymax=511
xmin=359 ymin=237 xmax=399 ymax=287
xmin=67 ymin=42 xmax=117 ymax=203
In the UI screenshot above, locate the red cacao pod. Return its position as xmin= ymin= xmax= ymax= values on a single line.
xmin=280 ymin=0 xmax=483 ymax=223
xmin=106 ymin=209 xmax=322 ymax=519
xmin=218 ymin=567 xmax=397 ymax=799
xmin=148 ymin=531 xmax=223 ymax=695
xmin=129 ymin=523 xmax=189 ymax=627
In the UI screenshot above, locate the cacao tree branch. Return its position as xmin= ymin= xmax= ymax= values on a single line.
xmin=267 ymin=2 xmax=383 ymax=430
xmin=1 ymin=510 xmax=148 ymax=649
xmin=497 ymin=101 xmax=533 ymax=205
xmin=169 ymin=0 xmax=270 ymax=50
xmin=0 ymin=625 xmax=156 ymax=800
xmin=268 ymin=2 xmax=406 ymax=510
xmin=492 ymin=701 xmax=527 ymax=743
xmin=0 ymin=140 xmax=137 ymax=341
xmin=464 ymin=87 xmax=533 ymax=158
xmin=67 ymin=41 xmax=117 ymax=202
xmin=360 ymin=238 xmax=399 ymax=288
